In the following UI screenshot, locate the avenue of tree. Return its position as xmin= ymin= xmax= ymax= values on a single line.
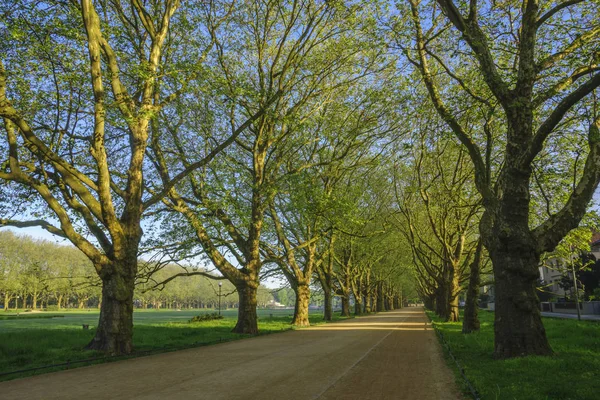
xmin=1 ymin=0 xmax=599 ymax=360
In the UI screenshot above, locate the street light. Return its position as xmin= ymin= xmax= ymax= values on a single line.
xmin=570 ymin=253 xmax=582 ymax=321
xmin=218 ymin=282 xmax=222 ymax=316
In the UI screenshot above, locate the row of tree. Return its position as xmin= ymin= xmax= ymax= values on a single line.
xmin=0 ymin=231 xmax=278 ymax=310
xmin=1 ymin=0 xmax=598 ymax=360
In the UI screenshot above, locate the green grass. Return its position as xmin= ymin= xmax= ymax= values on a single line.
xmin=427 ymin=310 xmax=600 ymax=400
xmin=0 ymin=308 xmax=348 ymax=381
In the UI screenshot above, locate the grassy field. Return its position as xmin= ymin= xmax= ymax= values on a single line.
xmin=428 ymin=310 xmax=600 ymax=400
xmin=0 ymin=308 xmax=345 ymax=381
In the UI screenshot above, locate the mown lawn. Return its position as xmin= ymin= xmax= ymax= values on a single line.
xmin=428 ymin=310 xmax=600 ymax=400
xmin=0 ymin=308 xmax=347 ymax=381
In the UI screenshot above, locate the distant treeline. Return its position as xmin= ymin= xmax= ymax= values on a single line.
xmin=0 ymin=231 xmax=275 ymax=310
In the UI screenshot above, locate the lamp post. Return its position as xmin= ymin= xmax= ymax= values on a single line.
xmin=570 ymin=253 xmax=582 ymax=321
xmin=218 ymin=282 xmax=222 ymax=316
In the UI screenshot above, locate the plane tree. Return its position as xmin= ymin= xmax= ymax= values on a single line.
xmin=398 ymin=0 xmax=600 ymax=357
xmin=151 ymin=0 xmax=384 ymax=333
xmin=0 ymin=0 xmax=244 ymax=353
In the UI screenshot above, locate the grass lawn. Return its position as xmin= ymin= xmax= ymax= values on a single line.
xmin=428 ymin=310 xmax=600 ymax=400
xmin=0 ymin=308 xmax=347 ymax=381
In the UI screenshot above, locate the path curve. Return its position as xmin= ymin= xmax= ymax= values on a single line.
xmin=0 ymin=307 xmax=461 ymax=400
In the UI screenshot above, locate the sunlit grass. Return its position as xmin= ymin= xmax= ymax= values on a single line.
xmin=428 ymin=310 xmax=600 ymax=400
xmin=0 ymin=309 xmax=348 ymax=381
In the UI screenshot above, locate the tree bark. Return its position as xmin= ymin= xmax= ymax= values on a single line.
xmin=341 ymin=295 xmax=350 ymax=317
xmin=376 ymin=282 xmax=385 ymax=312
xmin=423 ymin=293 xmax=434 ymax=310
xmin=86 ymin=271 xmax=135 ymax=355
xmin=292 ymin=283 xmax=310 ymax=327
xmin=354 ymin=296 xmax=362 ymax=316
xmin=323 ymin=287 xmax=333 ymax=321
xmin=384 ymin=294 xmax=392 ymax=311
xmin=448 ymin=271 xmax=460 ymax=322
xmin=435 ymin=284 xmax=449 ymax=319
xmin=3 ymin=293 xmax=9 ymax=311
xmin=363 ymin=289 xmax=371 ymax=313
xmin=463 ymin=240 xmax=482 ymax=333
xmin=489 ymin=244 xmax=552 ymax=358
xmin=232 ymin=282 xmax=259 ymax=334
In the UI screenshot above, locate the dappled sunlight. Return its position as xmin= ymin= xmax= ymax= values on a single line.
xmin=353 ymin=315 xmax=424 ymax=319
xmin=381 ymin=311 xmax=423 ymax=314
xmin=304 ymin=318 xmax=432 ymax=331
xmin=332 ymin=322 xmax=430 ymax=327
xmin=304 ymin=326 xmax=431 ymax=331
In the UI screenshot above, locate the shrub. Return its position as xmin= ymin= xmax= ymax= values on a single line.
xmin=189 ymin=313 xmax=224 ymax=323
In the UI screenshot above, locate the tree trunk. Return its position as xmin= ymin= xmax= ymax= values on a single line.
xmin=424 ymin=294 xmax=434 ymax=310
xmin=341 ymin=295 xmax=350 ymax=317
xmin=323 ymin=287 xmax=333 ymax=321
xmin=32 ymin=292 xmax=38 ymax=310
xmin=434 ymin=287 xmax=444 ymax=316
xmin=448 ymin=272 xmax=460 ymax=322
xmin=384 ymin=294 xmax=392 ymax=311
xmin=292 ymin=283 xmax=310 ymax=327
xmin=232 ymin=282 xmax=258 ymax=334
xmin=354 ymin=296 xmax=362 ymax=316
xmin=57 ymin=294 xmax=63 ymax=310
xmin=463 ymin=241 xmax=482 ymax=333
xmin=376 ymin=283 xmax=385 ymax=312
xmin=85 ymin=272 xmax=135 ymax=355
xmin=363 ymin=290 xmax=371 ymax=313
xmin=490 ymin=245 xmax=552 ymax=358
xmin=435 ymin=280 xmax=450 ymax=320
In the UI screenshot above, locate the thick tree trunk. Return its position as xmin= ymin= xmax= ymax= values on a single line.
xmin=354 ymin=297 xmax=362 ymax=315
xmin=341 ymin=295 xmax=350 ymax=317
xmin=435 ymin=284 xmax=449 ymax=319
xmin=423 ymin=294 xmax=434 ymax=310
xmin=463 ymin=241 xmax=482 ymax=333
xmin=57 ymin=294 xmax=63 ymax=310
xmin=372 ymin=291 xmax=378 ymax=312
xmin=292 ymin=283 xmax=310 ymax=327
xmin=232 ymin=283 xmax=258 ymax=334
xmin=448 ymin=272 xmax=460 ymax=322
xmin=363 ymin=290 xmax=371 ymax=313
xmin=3 ymin=293 xmax=9 ymax=311
xmin=86 ymin=272 xmax=135 ymax=355
xmin=323 ymin=288 xmax=333 ymax=321
xmin=32 ymin=292 xmax=37 ymax=310
xmin=384 ymin=294 xmax=392 ymax=311
xmin=376 ymin=283 xmax=385 ymax=312
xmin=491 ymin=246 xmax=552 ymax=358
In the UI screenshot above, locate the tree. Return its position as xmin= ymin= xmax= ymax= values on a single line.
xmin=0 ymin=0 xmax=237 ymax=353
xmin=154 ymin=0 xmax=382 ymax=334
xmin=401 ymin=0 xmax=600 ymax=358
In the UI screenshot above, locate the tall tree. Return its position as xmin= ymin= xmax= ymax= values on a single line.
xmin=401 ymin=0 xmax=600 ymax=358
xmin=0 ymin=0 xmax=236 ymax=353
xmin=153 ymin=0 xmax=381 ymax=333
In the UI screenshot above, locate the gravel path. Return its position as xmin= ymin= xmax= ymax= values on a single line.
xmin=0 ymin=307 xmax=461 ymax=400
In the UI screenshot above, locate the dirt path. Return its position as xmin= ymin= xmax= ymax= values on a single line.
xmin=0 ymin=307 xmax=461 ymax=400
